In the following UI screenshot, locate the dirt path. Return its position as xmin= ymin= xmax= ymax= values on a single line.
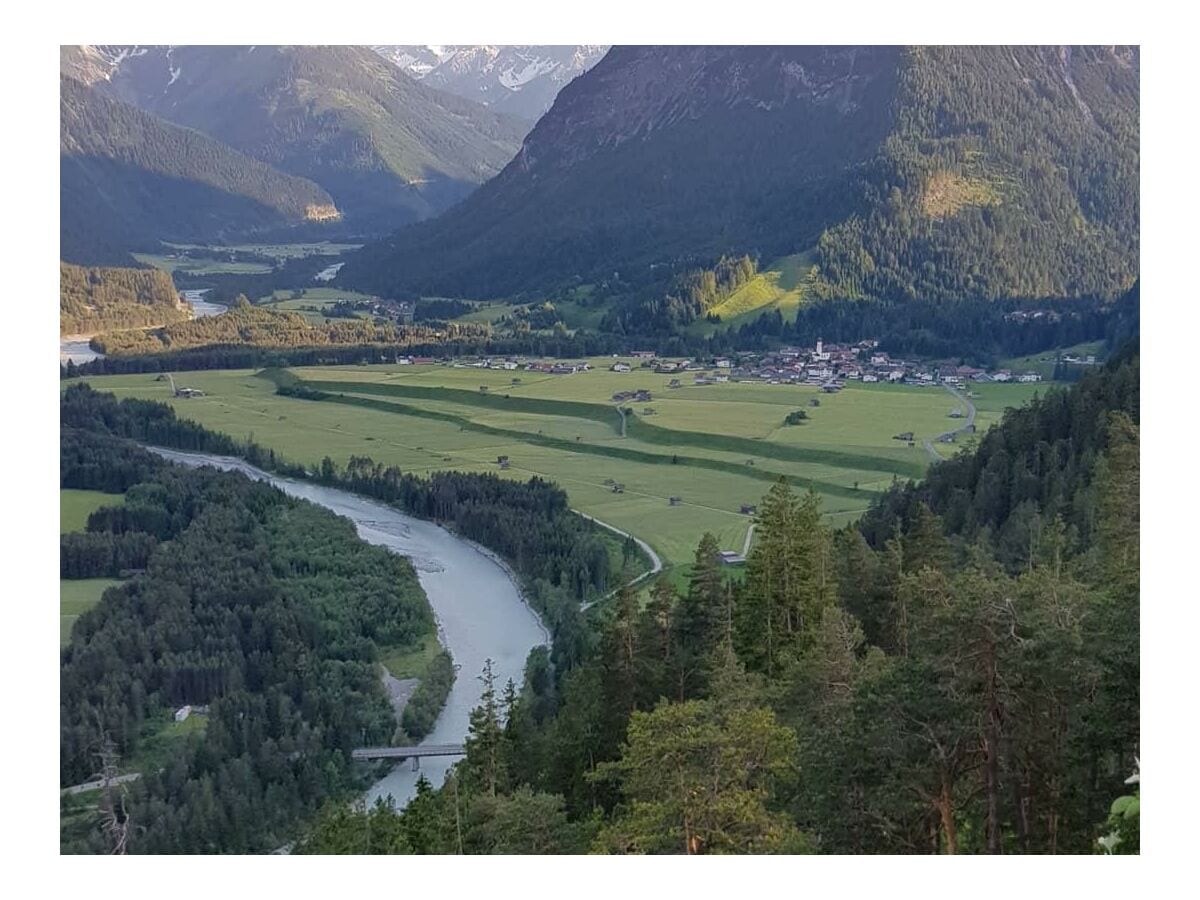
xmin=741 ymin=522 xmax=756 ymax=557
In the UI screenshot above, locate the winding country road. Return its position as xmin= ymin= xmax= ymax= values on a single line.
xmin=922 ymin=384 xmax=978 ymax=462
xmin=575 ymin=510 xmax=664 ymax=610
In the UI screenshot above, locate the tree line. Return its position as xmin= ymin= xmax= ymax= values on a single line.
xmin=89 ymin=297 xmax=491 ymax=356
xmin=62 ymin=286 xmax=1134 ymax=381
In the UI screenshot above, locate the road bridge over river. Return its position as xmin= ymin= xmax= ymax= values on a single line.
xmin=352 ymin=744 xmax=466 ymax=770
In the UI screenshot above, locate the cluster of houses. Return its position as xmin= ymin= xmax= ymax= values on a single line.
xmin=390 ymin=340 xmax=1049 ymax=388
xmin=359 ymin=298 xmax=415 ymax=325
xmin=611 ymin=340 xmax=1045 ymax=390
xmin=444 ymin=357 xmax=592 ymax=375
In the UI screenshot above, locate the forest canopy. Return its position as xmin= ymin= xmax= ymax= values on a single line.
xmin=60 ymin=261 xmax=187 ymax=336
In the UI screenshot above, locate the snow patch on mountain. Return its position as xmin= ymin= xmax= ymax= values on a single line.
xmin=498 ymin=56 xmax=560 ymax=90
xmin=373 ymin=45 xmax=608 ymax=120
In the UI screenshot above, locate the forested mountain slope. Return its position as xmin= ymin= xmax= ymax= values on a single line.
xmin=343 ymin=45 xmax=1138 ymax=303
xmin=68 ymin=45 xmax=527 ymax=231
xmin=61 ymin=76 xmax=338 ymax=265
xmin=60 ymin=262 xmax=186 ymax=335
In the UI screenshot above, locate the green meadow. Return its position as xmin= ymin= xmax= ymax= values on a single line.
xmin=61 ymin=489 xmax=124 ymax=533
xmin=132 ymin=253 xmax=274 ymax=275
xmin=60 ymin=578 xmax=121 ymax=645
xmin=1001 ymin=340 xmax=1108 ymax=379
xmin=61 ymin=489 xmax=127 ymax=644
xmin=77 ymin=362 xmax=1038 ymax=572
xmin=687 ymin=251 xmax=816 ymax=336
xmin=166 ymin=241 xmax=362 ymax=259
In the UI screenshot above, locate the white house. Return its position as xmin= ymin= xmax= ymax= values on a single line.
xmin=992 ymin=370 xmax=1012 ymax=382
xmin=863 ymin=373 xmax=879 ymax=383
xmin=715 ymin=358 xmax=732 ymax=368
xmin=1018 ymin=372 xmax=1043 ymax=383
xmin=611 ymin=362 xmax=631 ymax=373
xmin=175 ymin=706 xmax=192 ymax=723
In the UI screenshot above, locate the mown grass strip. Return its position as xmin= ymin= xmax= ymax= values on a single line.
xmin=288 ymin=375 xmax=923 ymax=479
xmin=278 ymin=383 xmax=879 ymax=502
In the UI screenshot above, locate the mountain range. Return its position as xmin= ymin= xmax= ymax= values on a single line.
xmin=342 ymin=45 xmax=1140 ymax=305
xmin=60 ymin=45 xmax=529 ymax=248
xmin=60 ymin=74 xmax=337 ymax=265
xmin=372 ymin=45 xmax=608 ymax=121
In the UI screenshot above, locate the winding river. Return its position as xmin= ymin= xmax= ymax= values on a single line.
xmin=147 ymin=448 xmax=549 ymax=809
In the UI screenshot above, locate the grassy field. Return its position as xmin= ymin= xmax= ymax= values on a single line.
xmin=166 ymin=241 xmax=361 ymax=259
xmin=61 ymin=489 xmax=124 ymax=533
xmin=380 ymin=632 xmax=443 ymax=680
xmin=78 ymin=362 xmax=1040 ymax=570
xmin=127 ymin=713 xmax=209 ymax=774
xmin=132 ymin=253 xmax=274 ymax=275
xmin=688 ymin=251 xmax=817 ymax=336
xmin=453 ymin=301 xmax=521 ymax=324
xmin=61 ymin=578 xmax=121 ymax=645
xmin=257 ymin=288 xmax=383 ymax=322
xmin=1001 ymin=340 xmax=1107 ymax=379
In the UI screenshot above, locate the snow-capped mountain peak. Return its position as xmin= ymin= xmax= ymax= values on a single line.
xmin=372 ymin=45 xmax=609 ymax=121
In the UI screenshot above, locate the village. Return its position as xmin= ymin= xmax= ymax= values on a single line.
xmin=399 ymin=338 xmax=1053 ymax=391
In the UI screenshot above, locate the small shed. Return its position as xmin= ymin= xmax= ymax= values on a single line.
xmin=669 ymin=496 xmax=682 ymax=506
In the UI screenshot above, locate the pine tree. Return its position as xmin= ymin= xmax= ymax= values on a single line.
xmin=465 ymin=660 xmax=507 ymax=797
xmin=735 ymin=482 xmax=837 ymax=674
xmin=673 ymin=533 xmax=725 ymax=699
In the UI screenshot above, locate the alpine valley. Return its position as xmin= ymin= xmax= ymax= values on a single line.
xmin=57 ymin=43 xmax=1141 ymax=860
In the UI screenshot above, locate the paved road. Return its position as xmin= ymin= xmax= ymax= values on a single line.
xmin=922 ymin=384 xmax=978 ymax=462
xmin=62 ymin=773 xmax=141 ymax=795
